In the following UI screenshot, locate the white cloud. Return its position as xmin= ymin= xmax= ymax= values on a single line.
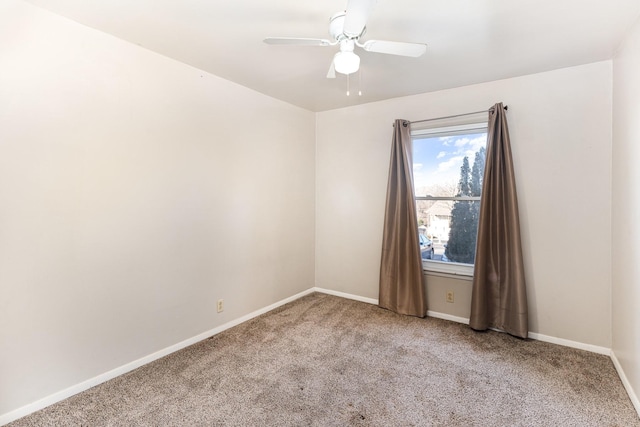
xmin=439 ymin=136 xmax=452 ymax=147
xmin=454 ymin=137 xmax=470 ymax=147
xmin=468 ymin=135 xmax=486 ymax=152
xmin=437 ymin=156 xmax=464 ymax=173
xmin=453 ymin=136 xmax=487 ymax=157
xmin=436 ymin=151 xmax=446 ymax=159
xmin=463 ymin=136 xmax=488 ymax=167
xmin=413 ymin=170 xmax=430 ymax=189
xmin=413 ymin=163 xmax=423 ymax=170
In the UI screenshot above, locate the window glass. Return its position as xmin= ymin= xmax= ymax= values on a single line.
xmin=413 ymin=123 xmax=487 ymax=275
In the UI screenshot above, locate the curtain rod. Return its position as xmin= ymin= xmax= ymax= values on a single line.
xmin=397 ymin=105 xmax=508 ymax=127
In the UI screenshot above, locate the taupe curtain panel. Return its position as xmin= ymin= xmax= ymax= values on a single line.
xmin=379 ymin=119 xmax=427 ymax=317
xmin=470 ymin=103 xmax=528 ymax=338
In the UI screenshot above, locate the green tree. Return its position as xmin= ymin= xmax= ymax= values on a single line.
xmin=471 ymin=147 xmax=486 ymax=197
xmin=445 ymin=148 xmax=487 ymax=264
xmin=457 ymin=156 xmax=472 ymax=198
xmin=445 ymin=157 xmax=475 ymax=263
xmin=467 ymin=147 xmax=486 ymax=260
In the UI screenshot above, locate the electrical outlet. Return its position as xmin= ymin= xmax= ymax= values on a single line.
xmin=446 ymin=291 xmax=454 ymax=303
xmin=217 ymin=299 xmax=224 ymax=313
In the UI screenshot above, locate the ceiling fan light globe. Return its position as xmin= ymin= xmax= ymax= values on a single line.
xmin=333 ymin=51 xmax=360 ymax=75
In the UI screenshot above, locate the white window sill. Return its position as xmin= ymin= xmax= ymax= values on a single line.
xmin=422 ymin=260 xmax=474 ymax=278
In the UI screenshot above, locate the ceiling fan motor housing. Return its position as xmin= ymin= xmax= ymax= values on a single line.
xmin=329 ymin=12 xmax=366 ymax=41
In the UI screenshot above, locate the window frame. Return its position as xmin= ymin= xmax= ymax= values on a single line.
xmin=411 ymin=116 xmax=488 ymax=277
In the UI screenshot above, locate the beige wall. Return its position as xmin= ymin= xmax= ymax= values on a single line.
xmin=424 ymin=274 xmax=473 ymax=320
xmin=316 ymin=61 xmax=613 ymax=348
xmin=3 ymin=0 xmax=636 ymax=421
xmin=0 ymin=1 xmax=315 ymax=416
xmin=612 ymin=15 xmax=640 ymax=413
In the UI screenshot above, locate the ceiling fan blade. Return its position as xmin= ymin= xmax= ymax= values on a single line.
xmin=327 ymin=60 xmax=336 ymax=79
xmin=343 ymin=0 xmax=377 ymax=37
xmin=361 ymin=40 xmax=427 ymax=57
xmin=263 ymin=37 xmax=332 ymax=46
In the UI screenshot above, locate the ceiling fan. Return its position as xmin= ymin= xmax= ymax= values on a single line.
xmin=263 ymin=0 xmax=427 ymax=78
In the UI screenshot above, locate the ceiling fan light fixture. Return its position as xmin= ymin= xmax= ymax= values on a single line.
xmin=333 ymin=51 xmax=360 ymax=75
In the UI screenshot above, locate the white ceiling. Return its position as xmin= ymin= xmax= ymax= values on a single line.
xmin=25 ymin=0 xmax=640 ymax=112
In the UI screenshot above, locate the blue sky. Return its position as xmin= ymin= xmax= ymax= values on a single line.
xmin=413 ymin=132 xmax=487 ymax=194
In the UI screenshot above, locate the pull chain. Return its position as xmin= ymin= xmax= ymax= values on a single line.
xmin=345 ymin=71 xmax=362 ymax=97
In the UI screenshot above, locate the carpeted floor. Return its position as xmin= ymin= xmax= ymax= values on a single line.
xmin=9 ymin=293 xmax=640 ymax=426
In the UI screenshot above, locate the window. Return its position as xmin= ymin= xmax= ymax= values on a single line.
xmin=412 ymin=113 xmax=488 ymax=276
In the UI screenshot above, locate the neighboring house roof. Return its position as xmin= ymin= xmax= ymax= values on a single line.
xmin=425 ymin=201 xmax=452 ymax=217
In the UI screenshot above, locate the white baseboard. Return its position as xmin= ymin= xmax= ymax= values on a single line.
xmin=527 ymin=332 xmax=611 ymax=355
xmin=426 ymin=310 xmax=470 ymax=325
xmin=313 ymin=287 xmax=379 ymax=305
xmin=314 ymin=292 xmax=472 ymax=326
xmin=611 ymin=350 xmax=640 ymax=417
xmin=425 ymin=309 xmax=612 ymax=355
xmin=0 ymin=288 xmax=315 ymax=426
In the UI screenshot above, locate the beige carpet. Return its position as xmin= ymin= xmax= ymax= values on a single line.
xmin=9 ymin=293 xmax=640 ymax=426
